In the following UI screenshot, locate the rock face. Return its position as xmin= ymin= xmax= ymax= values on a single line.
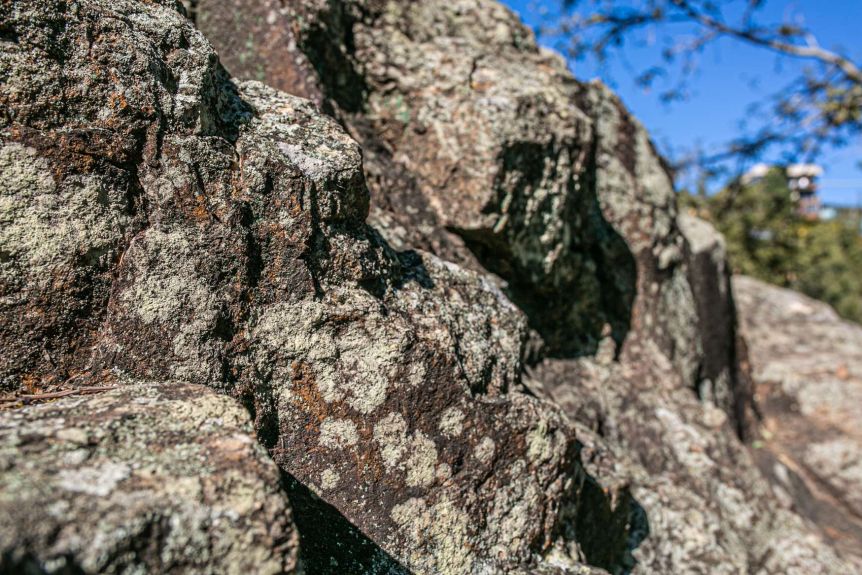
xmin=0 ymin=383 xmax=297 ymax=574
xmin=191 ymin=0 xmax=857 ymax=573
xmin=192 ymin=0 xmax=748 ymax=411
xmin=1 ymin=0 xmax=859 ymax=574
xmin=1 ymin=1 xmax=603 ymax=573
xmin=734 ymin=275 xmax=862 ymax=566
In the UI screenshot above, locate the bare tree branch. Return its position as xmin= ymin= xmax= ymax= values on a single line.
xmin=544 ymin=0 xmax=862 ymax=183
xmin=670 ymin=0 xmax=862 ymax=84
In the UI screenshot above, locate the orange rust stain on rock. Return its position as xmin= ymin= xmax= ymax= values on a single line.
xmin=191 ymin=195 xmax=211 ymax=222
xmin=289 ymin=199 xmax=303 ymax=219
xmin=353 ymin=419 xmax=385 ymax=482
xmin=109 ymin=92 xmax=128 ymax=112
xmin=288 ymin=361 xmax=387 ymax=481
xmin=290 ymin=360 xmax=329 ymax=431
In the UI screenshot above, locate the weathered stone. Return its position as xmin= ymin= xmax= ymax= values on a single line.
xmin=184 ymin=0 xmax=326 ymax=107
xmin=191 ymin=0 xmax=859 ymax=572
xmin=734 ymin=275 xmax=862 ymax=567
xmin=679 ymin=214 xmax=754 ymax=437
xmin=0 ymin=383 xmax=297 ymax=574
xmin=0 ymin=1 xmax=622 ymax=573
xmin=4 ymin=0 xmax=860 ymax=573
xmin=194 ymin=0 xmax=637 ymax=360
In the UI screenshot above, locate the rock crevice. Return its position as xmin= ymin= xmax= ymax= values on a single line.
xmin=0 ymin=0 xmax=859 ymax=573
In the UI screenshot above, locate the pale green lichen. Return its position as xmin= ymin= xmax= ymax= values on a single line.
xmin=373 ymin=412 xmax=439 ymax=488
xmin=486 ymin=461 xmax=541 ymax=562
xmin=526 ymin=419 xmax=559 ymax=464
xmin=0 ymin=143 xmax=130 ymax=288
xmin=474 ymin=436 xmax=496 ymax=464
xmin=124 ymin=228 xmax=217 ymax=326
xmin=404 ymin=432 xmax=438 ymax=488
xmin=56 ymin=461 xmax=131 ymax=497
xmin=0 ymin=382 xmax=296 ymax=573
xmin=390 ymin=496 xmax=474 ymax=574
xmin=318 ymin=417 xmax=359 ymax=449
xmin=320 ymin=467 xmax=340 ymax=490
xmin=438 ymin=407 xmax=465 ymax=437
xmin=118 ymin=226 xmax=233 ymax=384
xmin=374 ymin=412 xmax=409 ymax=469
xmin=254 ymin=293 xmax=408 ymax=415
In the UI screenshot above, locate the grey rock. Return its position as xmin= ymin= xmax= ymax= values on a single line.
xmin=2 ymin=0 xmax=859 ymax=573
xmin=0 ymin=1 xmax=615 ymax=573
xmin=734 ymin=275 xmax=862 ymax=566
xmin=192 ymin=0 xmax=858 ymax=572
xmin=0 ymin=383 xmax=297 ymax=574
xmin=679 ymin=214 xmax=754 ymax=437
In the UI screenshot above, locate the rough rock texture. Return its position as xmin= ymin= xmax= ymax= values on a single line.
xmin=1 ymin=1 xmax=605 ymax=573
xmin=2 ymin=0 xmax=859 ymax=573
xmin=679 ymin=214 xmax=753 ymax=437
xmin=192 ymin=0 xmax=858 ymax=573
xmin=734 ymin=275 xmax=862 ymax=566
xmin=192 ymin=0 xmax=750 ymax=407
xmin=0 ymin=383 xmax=297 ymax=574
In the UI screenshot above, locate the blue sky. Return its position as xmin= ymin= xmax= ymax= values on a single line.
xmin=501 ymin=0 xmax=862 ymax=206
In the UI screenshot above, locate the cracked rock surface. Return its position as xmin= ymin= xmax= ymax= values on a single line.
xmin=1 ymin=0 xmax=860 ymax=573
xmin=1 ymin=1 xmax=601 ymax=573
xmin=194 ymin=0 xmax=860 ymax=573
xmin=0 ymin=383 xmax=297 ymax=574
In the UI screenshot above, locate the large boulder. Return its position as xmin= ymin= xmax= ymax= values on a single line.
xmin=0 ymin=383 xmax=297 ymax=574
xmin=191 ymin=0 xmax=857 ymax=572
xmin=2 ymin=0 xmax=858 ymax=573
xmin=734 ymin=275 xmax=862 ymax=567
xmin=192 ymin=0 xmax=749 ymax=407
xmin=0 ymin=1 xmax=613 ymax=573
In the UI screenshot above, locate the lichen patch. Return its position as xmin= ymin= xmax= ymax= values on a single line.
xmin=374 ymin=412 xmax=440 ymax=488
xmin=439 ymin=407 xmax=465 ymax=437
xmin=124 ymin=228 xmax=216 ymax=326
xmin=56 ymin=461 xmax=131 ymax=497
xmin=320 ymin=467 xmax=340 ymax=490
xmin=318 ymin=417 xmax=359 ymax=449
xmin=474 ymin=436 xmax=496 ymax=464
xmin=390 ymin=496 xmax=474 ymax=573
xmin=0 ymin=143 xmax=129 ymax=288
xmin=374 ymin=412 xmax=410 ymax=468
xmin=405 ymin=432 xmax=438 ymax=488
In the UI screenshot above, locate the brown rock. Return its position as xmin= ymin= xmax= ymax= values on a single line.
xmin=191 ymin=0 xmax=858 ymax=572
xmin=3 ymin=0 xmax=859 ymax=573
xmin=1 ymin=1 xmax=618 ymax=573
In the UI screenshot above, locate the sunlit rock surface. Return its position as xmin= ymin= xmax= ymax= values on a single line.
xmin=0 ymin=0 xmax=859 ymax=573
xmin=735 ymin=275 xmax=862 ymax=568
xmin=0 ymin=383 xmax=297 ymax=574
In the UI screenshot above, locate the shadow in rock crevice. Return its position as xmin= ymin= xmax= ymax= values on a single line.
xmin=282 ymin=473 xmax=410 ymax=575
xmin=298 ymin=3 xmax=371 ymax=116
xmin=579 ymin=482 xmax=649 ymax=574
xmin=453 ymin=139 xmax=637 ymax=361
xmin=0 ymin=554 xmax=86 ymax=575
xmin=558 ymin=468 xmax=650 ymax=575
xmin=283 ymin=466 xmax=648 ymax=575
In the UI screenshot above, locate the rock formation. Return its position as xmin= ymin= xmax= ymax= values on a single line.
xmin=0 ymin=383 xmax=297 ymax=573
xmin=0 ymin=0 xmax=858 ymax=573
xmin=734 ymin=275 xmax=862 ymax=568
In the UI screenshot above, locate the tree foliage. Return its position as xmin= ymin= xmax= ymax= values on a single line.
xmin=546 ymin=1 xmax=862 ymax=320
